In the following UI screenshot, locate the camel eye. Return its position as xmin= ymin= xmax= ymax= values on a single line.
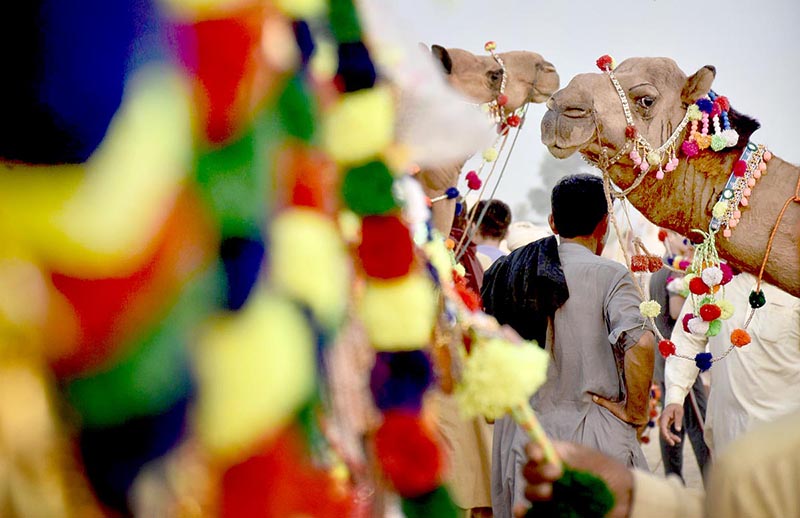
xmin=637 ymin=96 xmax=656 ymax=109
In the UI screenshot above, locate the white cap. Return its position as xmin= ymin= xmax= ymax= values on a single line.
xmin=505 ymin=221 xmax=553 ymax=251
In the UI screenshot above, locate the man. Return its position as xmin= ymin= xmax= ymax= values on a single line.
xmin=649 ymin=230 xmax=710 ymax=483
xmin=482 ymin=174 xmax=655 ymax=517
xmin=470 ymin=199 xmax=512 ymax=270
xmin=661 ymin=272 xmax=800 ymax=455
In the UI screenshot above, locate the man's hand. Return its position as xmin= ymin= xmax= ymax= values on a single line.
xmin=515 ymin=441 xmax=633 ymax=518
xmin=660 ymin=403 xmax=684 ymax=446
xmin=591 ymin=394 xmax=649 ymax=427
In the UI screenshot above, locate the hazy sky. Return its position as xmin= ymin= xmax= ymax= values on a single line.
xmin=388 ymin=0 xmax=800 ymax=218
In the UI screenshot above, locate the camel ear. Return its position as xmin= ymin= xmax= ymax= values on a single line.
xmin=431 ymin=44 xmax=452 ymax=74
xmin=418 ymin=42 xmax=429 ymax=53
xmin=681 ymin=65 xmax=716 ymax=105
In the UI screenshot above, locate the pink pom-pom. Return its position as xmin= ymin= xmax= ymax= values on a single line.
xmin=640 ymin=160 xmax=649 ymax=171
xmin=758 ymin=162 xmax=767 ymax=171
xmin=740 ymin=197 xmax=748 ymax=207
xmin=732 ymin=210 xmax=741 ymax=219
xmin=682 ymin=140 xmax=699 ymax=157
xmin=723 ymin=228 xmax=732 ymax=238
xmin=763 ymin=151 xmax=772 ymax=161
xmin=711 ymin=102 xmax=722 ymax=117
xmin=656 ymin=169 xmax=665 ymax=180
xmin=664 ymin=160 xmax=676 ymax=172
xmin=729 ymin=218 xmax=738 ymax=228
xmin=678 ymin=260 xmax=691 ymax=270
xmin=743 ymin=187 xmax=752 ymax=197
xmin=747 ymin=178 xmax=756 ymax=187
xmin=753 ymin=170 xmax=762 ymax=179
xmin=720 ymin=263 xmax=734 ymax=285
xmin=682 ymin=313 xmax=695 ymax=333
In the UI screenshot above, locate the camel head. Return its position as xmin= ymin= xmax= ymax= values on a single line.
xmin=430 ymin=45 xmax=560 ymax=110
xmin=541 ymin=57 xmax=722 ymax=162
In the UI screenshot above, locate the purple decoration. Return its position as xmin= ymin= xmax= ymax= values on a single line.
xmin=370 ymin=350 xmax=433 ymax=412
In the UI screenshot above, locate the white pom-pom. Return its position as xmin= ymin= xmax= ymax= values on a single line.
xmin=701 ymin=266 xmax=723 ymax=287
xmin=722 ymin=129 xmax=739 ymax=147
xmin=688 ymin=317 xmax=710 ymax=336
xmin=666 ymin=277 xmax=685 ymax=295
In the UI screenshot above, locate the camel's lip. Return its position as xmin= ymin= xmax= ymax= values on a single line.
xmin=547 ymin=143 xmax=582 ymax=159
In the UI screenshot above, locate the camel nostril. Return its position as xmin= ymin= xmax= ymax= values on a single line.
xmin=540 ymin=62 xmax=556 ymax=74
xmin=546 ymin=97 xmax=557 ymax=111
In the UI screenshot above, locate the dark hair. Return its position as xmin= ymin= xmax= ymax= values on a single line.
xmin=473 ymin=199 xmax=512 ymax=239
xmin=551 ymin=174 xmax=607 ymax=238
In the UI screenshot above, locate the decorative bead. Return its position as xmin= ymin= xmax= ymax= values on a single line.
xmin=658 ymin=339 xmax=676 ymax=358
xmin=646 ymin=151 xmax=661 ymax=165
xmin=740 ymin=197 xmax=748 ymax=207
xmin=664 ymin=160 xmax=676 ymax=173
xmin=753 ymin=170 xmax=762 ymax=179
xmin=749 ymin=290 xmax=767 ymax=309
xmin=747 ymin=178 xmax=756 ymax=187
xmin=640 ymin=160 xmax=649 ymax=172
xmin=763 ymin=150 xmax=772 ymax=161
xmin=722 ymin=228 xmax=732 ymax=238
xmin=482 ymin=148 xmax=498 ymax=162
xmin=625 ymin=125 xmax=638 ymax=139
xmin=484 ymin=41 xmax=496 ymax=51
xmin=758 ymin=162 xmax=767 ymax=171
xmin=656 ymin=169 xmax=664 ymax=180
xmin=445 ymin=187 xmax=459 ymax=199
xmin=743 ymin=187 xmax=752 ymax=197
xmin=722 ymin=189 xmax=734 ymax=200
xmin=496 ymin=94 xmax=508 ymax=107
xmin=728 ymin=218 xmax=738 ymax=228
xmin=506 ymin=114 xmax=521 ymax=127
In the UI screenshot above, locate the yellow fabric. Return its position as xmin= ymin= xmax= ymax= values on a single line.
xmin=0 ymin=66 xmax=191 ymax=277
xmin=194 ymin=292 xmax=315 ymax=460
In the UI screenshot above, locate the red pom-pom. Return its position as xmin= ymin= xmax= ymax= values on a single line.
xmin=466 ymin=171 xmax=482 ymax=190
xmin=699 ymin=303 xmax=722 ymax=322
xmin=689 ymin=277 xmax=710 ymax=295
xmin=716 ymin=96 xmax=730 ymax=111
xmin=453 ymin=272 xmax=482 ymax=311
xmin=648 ymin=256 xmax=664 ymax=273
xmin=358 ymin=216 xmax=414 ymax=279
xmin=658 ymin=229 xmax=668 ymax=242
xmin=496 ymin=94 xmax=508 ymax=107
xmin=596 ymin=55 xmax=613 ymax=71
xmin=374 ymin=411 xmax=443 ymax=497
xmin=625 ymin=125 xmax=638 ymax=139
xmin=506 ymin=114 xmax=521 ymax=127
xmin=731 ymin=328 xmax=751 ymax=347
xmin=631 ymin=255 xmax=648 ymax=272
xmin=720 ymin=263 xmax=734 ymax=285
xmin=658 ymin=339 xmax=676 ymax=358
xmin=682 ymin=313 xmax=695 ymax=333
xmin=733 ymin=160 xmax=747 ymax=177
xmin=641 ymin=435 xmax=651 ymax=444
xmin=711 ymin=102 xmax=722 ymax=117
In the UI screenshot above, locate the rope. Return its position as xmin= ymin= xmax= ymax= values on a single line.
xmin=754 ymin=169 xmax=800 ymax=292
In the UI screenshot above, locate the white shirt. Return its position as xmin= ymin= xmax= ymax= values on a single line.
xmin=665 ymin=273 xmax=800 ymax=454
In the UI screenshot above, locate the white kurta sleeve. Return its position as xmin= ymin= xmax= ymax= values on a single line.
xmin=664 ymin=297 xmax=707 ymax=407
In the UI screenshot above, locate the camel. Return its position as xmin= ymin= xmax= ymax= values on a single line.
xmin=417 ymin=45 xmax=559 ymax=235
xmin=541 ymin=57 xmax=800 ymax=297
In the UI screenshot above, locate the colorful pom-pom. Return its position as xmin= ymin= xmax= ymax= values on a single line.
xmin=706 ymin=319 xmax=722 ymax=337
xmin=370 ymin=351 xmax=433 ymax=412
xmin=646 ymin=151 xmax=661 ymax=165
xmin=506 ymin=114 xmax=521 ymax=127
xmin=694 ymin=352 xmax=713 ymax=372
xmin=687 ymin=104 xmax=702 ymax=121
xmin=658 ymin=339 xmax=676 ymax=358
xmin=625 ymin=125 xmax=638 ymax=139
xmin=455 ymin=338 xmax=548 ymax=420
xmin=689 ymin=276 xmax=710 ymax=295
xmin=711 ymin=201 xmax=728 ymax=220
xmin=731 ymin=328 xmax=751 ymax=347
xmin=484 ymin=41 xmax=496 ymax=51
xmin=630 ymin=255 xmax=648 ymax=272
xmin=749 ymin=290 xmax=767 ymax=309
xmin=374 ymin=411 xmax=443 ymax=497
xmin=711 ymin=134 xmax=727 ymax=152
xmin=360 ymin=274 xmax=437 ymax=351
xmin=719 ymin=263 xmax=734 ymax=285
xmin=358 ymin=215 xmax=415 ymax=279
xmin=699 ymin=303 xmax=722 ymax=322
xmin=657 ymin=229 xmax=668 ymax=242
xmin=322 ymin=87 xmax=394 ymax=165
xmin=715 ymin=96 xmax=730 ymax=111
xmin=681 ymin=140 xmax=699 ymax=157
xmin=482 ymin=148 xmax=499 ymax=162
xmin=701 ymin=266 xmax=723 ymax=287
xmin=496 ymin=94 xmax=509 ymax=107
xmin=595 ymin=55 xmax=615 ymax=71
xmin=445 ymin=187 xmax=459 ymax=199
xmin=341 ymin=160 xmax=398 ymax=215
xmin=466 ymin=171 xmax=482 ymax=190
xmin=648 ymin=256 xmax=664 ymax=273
xmin=454 ymin=202 xmax=464 ymax=216
xmin=695 ymin=98 xmax=713 ymax=113
xmin=336 ymin=41 xmax=377 ymax=93
xmin=722 ymin=129 xmax=739 ymax=147
xmin=682 ymin=313 xmax=695 ymax=333
xmin=639 ymin=300 xmax=662 ymax=319
xmin=717 ymin=299 xmax=734 ymax=320
xmin=695 ymin=134 xmax=712 ymax=150
xmin=733 ymin=160 xmax=747 ymax=177
xmin=687 ymin=317 xmax=710 ymax=336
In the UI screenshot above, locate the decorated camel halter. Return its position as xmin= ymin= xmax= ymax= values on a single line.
xmin=591 ymin=55 xmax=779 ymax=372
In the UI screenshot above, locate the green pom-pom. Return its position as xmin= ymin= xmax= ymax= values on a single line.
xmin=401 ymin=486 xmax=459 ymax=518
xmin=329 ymin=0 xmax=362 ymax=43
xmin=341 ymin=160 xmax=398 ymax=215
xmin=711 ymin=134 xmax=727 ymax=152
xmin=706 ymin=319 xmax=722 ymax=337
xmin=526 ymin=465 xmax=615 ymax=518
xmin=278 ymin=75 xmax=317 ymax=141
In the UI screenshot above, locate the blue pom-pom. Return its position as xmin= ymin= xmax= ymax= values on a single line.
xmin=455 ymin=201 xmax=464 ymax=216
xmin=695 ymin=98 xmax=714 ymax=114
xmin=336 ymin=41 xmax=377 ymax=92
xmin=647 ymin=420 xmax=656 ymax=428
xmin=79 ymin=394 xmax=189 ymax=513
xmin=220 ymin=235 xmax=266 ymax=310
xmin=695 ymin=352 xmax=713 ymax=372
xmin=445 ymin=187 xmax=460 ymax=199
xmin=293 ymin=21 xmax=315 ymax=68
xmin=370 ymin=351 xmax=433 ymax=412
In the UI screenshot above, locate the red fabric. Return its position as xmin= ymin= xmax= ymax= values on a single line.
xmin=374 ymin=411 xmax=442 ymax=498
xmin=358 ymin=215 xmax=415 ymax=279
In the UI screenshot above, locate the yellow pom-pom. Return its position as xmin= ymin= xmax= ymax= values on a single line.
xmin=456 ymin=338 xmax=549 ymax=420
xmin=359 ymin=274 xmax=437 ymax=351
xmin=275 ymin=0 xmax=327 ymax=18
xmin=271 ymin=208 xmax=349 ymax=328
xmin=310 ymin=38 xmax=337 ymax=82
xmin=453 ymin=263 xmax=466 ymax=278
xmin=717 ymin=299 xmax=735 ymax=320
xmin=194 ymin=293 xmax=315 ymax=460
xmin=639 ymin=300 xmax=662 ymax=318
xmin=482 ymin=148 xmax=499 ymax=162
xmin=423 ymin=237 xmax=455 ymax=282
xmin=712 ymin=201 xmax=728 ymax=219
xmin=322 ymin=87 xmax=395 ymax=165
xmin=687 ymin=104 xmax=702 ymax=121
